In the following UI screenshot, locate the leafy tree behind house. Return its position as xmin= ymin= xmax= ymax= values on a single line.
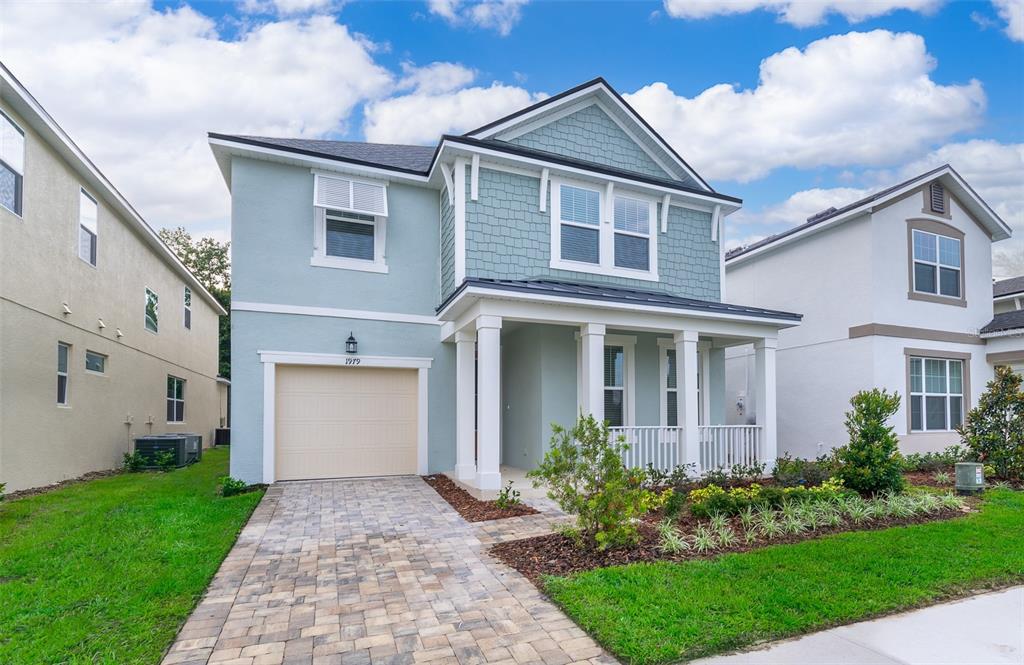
xmin=158 ymin=227 xmax=231 ymax=378
xmin=959 ymin=366 xmax=1024 ymax=480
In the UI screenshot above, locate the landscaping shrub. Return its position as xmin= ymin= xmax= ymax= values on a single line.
xmin=121 ymin=451 xmax=145 ymax=472
xmin=495 ymin=480 xmax=522 ymax=509
xmin=688 ymin=478 xmax=848 ymax=518
xmin=772 ymin=453 xmax=838 ymax=487
xmin=153 ymin=450 xmax=177 ymax=472
xmin=834 ymin=388 xmax=905 ymax=494
xmin=959 ymin=366 xmax=1024 ymax=480
xmin=528 ymin=414 xmax=668 ymax=549
xmin=901 ymin=445 xmax=972 ymax=473
xmin=219 ymin=476 xmax=250 ymax=497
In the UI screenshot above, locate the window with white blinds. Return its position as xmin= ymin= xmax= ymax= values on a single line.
xmin=550 ymin=179 xmax=658 ymax=280
xmin=314 ymin=173 xmax=388 ymax=216
xmin=78 ymin=188 xmax=98 ymax=266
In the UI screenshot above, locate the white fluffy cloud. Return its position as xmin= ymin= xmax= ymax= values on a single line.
xmin=624 ymin=30 xmax=985 ymax=183
xmin=363 ymin=82 xmax=544 ymax=144
xmin=756 ymin=187 xmax=873 ymax=225
xmin=397 ymin=62 xmax=477 ymax=94
xmin=992 ymin=0 xmax=1024 ymax=41
xmin=0 ymin=3 xmax=393 ymax=236
xmin=427 ymin=0 xmax=529 ymax=36
xmin=663 ymin=0 xmax=942 ymax=26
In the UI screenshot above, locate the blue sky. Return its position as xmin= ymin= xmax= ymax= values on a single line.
xmin=2 ymin=0 xmax=1022 ymax=272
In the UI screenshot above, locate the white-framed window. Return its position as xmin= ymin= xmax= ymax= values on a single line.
xmin=85 ymin=350 xmax=106 ymax=374
xmin=311 ymin=172 xmax=389 ymax=273
xmin=659 ymin=342 xmax=704 ymax=427
xmin=167 ymin=375 xmax=185 ymax=423
xmin=57 ymin=342 xmax=70 ymax=405
xmin=145 ymin=288 xmax=159 ymax=333
xmin=0 ymin=109 xmax=24 ymax=216
xmin=909 ymin=357 xmax=963 ymax=432
xmin=550 ymin=179 xmax=658 ymax=281
xmin=78 ymin=188 xmax=98 ymax=266
xmin=577 ymin=334 xmax=636 ymax=426
xmin=183 ymin=286 xmax=192 ymax=330
xmin=912 ymin=229 xmax=961 ymax=298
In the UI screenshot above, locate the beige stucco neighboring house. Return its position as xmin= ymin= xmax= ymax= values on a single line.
xmin=983 ymin=276 xmax=1024 ymax=376
xmin=0 ymin=63 xmax=227 ymax=492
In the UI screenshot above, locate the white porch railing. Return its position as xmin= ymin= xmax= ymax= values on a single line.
xmin=609 ymin=425 xmax=763 ymax=473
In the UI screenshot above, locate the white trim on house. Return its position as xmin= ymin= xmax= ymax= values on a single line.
xmin=575 ymin=333 xmax=636 ymax=426
xmin=257 ymin=350 xmax=432 ymax=483
xmin=657 ymin=338 xmax=710 ymax=427
xmin=0 ymin=65 xmax=225 ymax=315
xmin=980 ymin=328 xmax=1024 ymax=339
xmin=549 ymin=176 xmax=659 ymax=282
xmin=454 ymin=157 xmax=467 ymax=285
xmin=232 ymin=301 xmax=441 ymax=326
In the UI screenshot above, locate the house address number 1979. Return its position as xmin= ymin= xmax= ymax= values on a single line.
xmin=345 ymin=357 xmax=361 ymax=365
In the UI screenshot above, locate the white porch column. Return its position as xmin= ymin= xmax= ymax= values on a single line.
xmin=475 ymin=315 xmax=502 ymax=490
xmin=675 ymin=330 xmax=700 ymax=470
xmin=755 ymin=337 xmax=778 ymax=472
xmin=580 ymin=323 xmax=606 ymax=423
xmin=454 ymin=329 xmax=477 ymax=481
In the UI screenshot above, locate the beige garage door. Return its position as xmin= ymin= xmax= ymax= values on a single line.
xmin=275 ymin=365 xmax=418 ymax=481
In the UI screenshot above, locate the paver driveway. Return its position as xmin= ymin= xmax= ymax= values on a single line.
xmin=163 ymin=477 xmax=614 ymax=665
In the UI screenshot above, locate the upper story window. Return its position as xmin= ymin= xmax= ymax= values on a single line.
xmin=0 ymin=110 xmax=25 ymax=216
xmin=311 ymin=172 xmax=388 ymax=273
xmin=550 ymin=180 xmax=658 ymax=281
xmin=78 ymin=188 xmax=98 ymax=266
xmin=145 ymin=288 xmax=159 ymax=333
xmin=912 ymin=229 xmax=961 ymax=299
xmin=183 ymin=287 xmax=192 ymax=330
xmin=928 ymin=182 xmax=946 ymax=215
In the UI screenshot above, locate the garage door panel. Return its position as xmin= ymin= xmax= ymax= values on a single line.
xmin=275 ymin=365 xmax=419 ymax=480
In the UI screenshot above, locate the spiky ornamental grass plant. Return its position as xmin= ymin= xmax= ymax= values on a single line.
xmin=709 ymin=513 xmax=729 ymax=532
xmin=738 ymin=505 xmax=756 ymax=530
xmin=835 ymin=388 xmax=906 ymax=494
xmin=692 ymin=526 xmax=718 ymax=553
xmin=717 ymin=525 xmax=738 ymax=548
xmin=657 ymin=519 xmax=691 ymax=554
xmin=758 ymin=513 xmax=783 ymax=538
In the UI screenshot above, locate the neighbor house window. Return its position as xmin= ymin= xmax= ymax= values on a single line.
xmin=78 ymin=188 xmax=98 ymax=266
xmin=183 ymin=286 xmax=192 ymax=330
xmin=0 ymin=110 xmax=24 ymax=215
xmin=613 ymin=195 xmax=651 ymax=271
xmin=604 ymin=345 xmax=625 ymax=427
xmin=57 ymin=342 xmax=70 ymax=405
xmin=912 ymin=229 xmax=961 ymax=298
xmin=559 ymin=184 xmax=601 ymax=264
xmin=311 ymin=173 xmax=388 ymax=273
xmin=909 ymin=357 xmax=963 ymax=431
xmin=551 ymin=180 xmax=658 ymax=280
xmin=85 ymin=350 xmax=106 ymax=374
xmin=167 ymin=376 xmax=185 ymax=423
xmin=145 ymin=288 xmax=159 ymax=332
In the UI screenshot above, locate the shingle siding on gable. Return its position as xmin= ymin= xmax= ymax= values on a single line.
xmin=440 ymin=190 xmax=455 ymax=301
xmin=506 ymin=104 xmax=700 ymax=188
xmin=461 ymin=168 xmax=720 ymax=301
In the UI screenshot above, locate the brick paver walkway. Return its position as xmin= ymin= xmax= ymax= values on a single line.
xmin=162 ymin=477 xmax=613 ymax=665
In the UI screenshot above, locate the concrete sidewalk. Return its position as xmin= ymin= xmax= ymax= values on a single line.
xmin=692 ymin=586 xmax=1023 ymax=664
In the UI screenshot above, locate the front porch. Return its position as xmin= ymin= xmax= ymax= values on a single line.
xmin=439 ymin=279 xmax=799 ymax=496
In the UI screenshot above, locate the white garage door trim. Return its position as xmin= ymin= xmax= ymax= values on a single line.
xmin=259 ymin=350 xmax=432 ymax=483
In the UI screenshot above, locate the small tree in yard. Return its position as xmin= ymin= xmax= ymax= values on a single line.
xmin=835 ymin=388 xmax=905 ymax=494
xmin=528 ymin=414 xmax=663 ymax=550
xmin=960 ymin=366 xmax=1024 ymax=480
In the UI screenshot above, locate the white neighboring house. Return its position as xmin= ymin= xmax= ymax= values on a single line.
xmin=984 ymin=276 xmax=1024 ymax=376
xmin=724 ymin=166 xmax=1013 ymax=459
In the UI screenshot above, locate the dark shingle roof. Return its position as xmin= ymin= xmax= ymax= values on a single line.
xmin=994 ymin=276 xmax=1024 ymax=298
xmin=208 ymin=134 xmax=436 ymax=173
xmin=439 ymin=277 xmax=802 ymax=322
xmin=726 ymin=165 xmax=952 ymax=261
xmin=981 ymin=310 xmax=1024 ymax=334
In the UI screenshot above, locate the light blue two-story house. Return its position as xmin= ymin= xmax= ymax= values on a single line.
xmin=209 ymin=78 xmax=801 ymax=493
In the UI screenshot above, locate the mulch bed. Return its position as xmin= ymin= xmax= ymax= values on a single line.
xmin=491 ymin=504 xmax=973 ymax=585
xmin=904 ymin=469 xmax=956 ymax=488
xmin=3 ymin=468 xmax=123 ymax=502
xmin=423 ymin=474 xmax=539 ymax=522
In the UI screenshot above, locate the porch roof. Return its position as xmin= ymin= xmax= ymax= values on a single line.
xmin=438 ymin=277 xmax=802 ymax=323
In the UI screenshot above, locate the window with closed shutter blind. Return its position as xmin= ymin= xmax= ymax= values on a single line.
xmin=314 ymin=173 xmax=388 ymax=216
xmin=311 ymin=174 xmax=388 ymax=273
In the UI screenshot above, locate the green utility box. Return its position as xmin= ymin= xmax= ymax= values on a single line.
xmin=955 ymin=462 xmax=984 ymax=495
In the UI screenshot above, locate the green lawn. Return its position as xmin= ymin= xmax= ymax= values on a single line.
xmin=0 ymin=448 xmax=263 ymax=664
xmin=546 ymin=489 xmax=1024 ymax=665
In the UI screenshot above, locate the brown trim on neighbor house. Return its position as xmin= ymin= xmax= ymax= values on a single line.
xmin=987 ymin=350 xmax=1024 ymax=364
xmin=903 ymin=347 xmax=972 ymax=435
xmin=849 ymin=323 xmax=984 ymax=345
xmin=906 ymin=218 xmax=967 ymax=308
xmin=921 ymin=183 xmax=952 ymax=220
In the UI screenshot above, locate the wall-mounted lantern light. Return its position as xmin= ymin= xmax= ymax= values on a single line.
xmin=345 ymin=332 xmax=358 ymax=354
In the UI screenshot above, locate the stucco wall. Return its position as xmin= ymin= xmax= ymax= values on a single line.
xmin=508 ymin=104 xmax=690 ymax=184
xmin=464 ymin=168 xmax=720 ymax=301
xmin=0 ymin=99 xmax=221 ymax=492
